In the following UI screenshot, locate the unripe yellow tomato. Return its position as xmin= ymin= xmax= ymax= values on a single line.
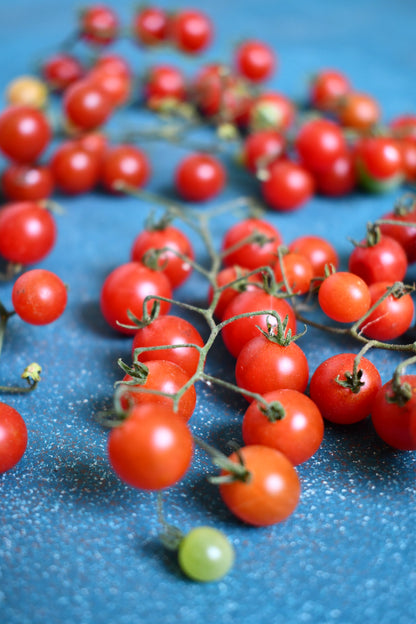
xmin=6 ymin=75 xmax=48 ymax=109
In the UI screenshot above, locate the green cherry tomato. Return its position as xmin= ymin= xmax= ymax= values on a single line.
xmin=178 ymin=526 xmax=235 ymax=582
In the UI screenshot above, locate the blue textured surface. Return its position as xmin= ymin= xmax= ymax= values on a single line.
xmin=1 ymin=1 xmax=416 ymax=623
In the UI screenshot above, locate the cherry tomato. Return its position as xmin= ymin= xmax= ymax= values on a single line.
xmin=398 ymin=139 xmax=416 ymax=183
xmin=309 ymin=353 xmax=382 ymax=424
xmin=273 ymin=251 xmax=313 ymax=295
xmin=371 ymin=375 xmax=416 ymax=450
xmin=6 ymin=76 xmax=48 ymax=109
xmin=50 ymin=140 xmax=100 ymax=195
xmin=0 ymin=105 xmax=51 ymax=163
xmin=100 ymin=144 xmax=151 ymax=193
xmin=221 ymin=217 xmax=283 ymax=270
xmin=80 ymin=5 xmax=119 ymax=46
xmin=1 ymin=164 xmax=54 ymax=201
xmin=107 ymin=403 xmax=193 ymax=490
xmin=234 ymin=39 xmax=276 ymax=83
xmin=77 ymin=131 xmax=108 ymax=162
xmin=130 ymin=224 xmax=194 ymax=289
xmin=88 ymin=66 xmax=131 ymax=108
xmin=378 ymin=202 xmax=416 ymax=264
xmin=144 ymin=65 xmax=187 ymax=107
xmin=261 ymin=159 xmax=315 ymax=212
xmin=191 ymin=63 xmax=251 ymax=122
xmin=170 ymin=9 xmax=213 ymax=54
xmin=242 ymin=129 xmax=286 ymax=174
xmin=295 ymin=118 xmax=347 ymax=173
xmin=354 ymin=136 xmax=403 ymax=192
xmin=242 ymin=389 xmax=324 ymax=465
xmin=100 ymin=262 xmax=172 ymax=334
xmin=359 ymin=281 xmax=414 ymax=341
xmin=318 ymin=271 xmax=371 ymax=323
xmin=175 ymin=153 xmax=226 ymax=202
xmin=309 ymin=68 xmax=351 ymax=111
xmin=12 ymin=269 xmax=67 ymax=325
xmin=41 ymin=53 xmax=84 ymax=91
xmin=390 ymin=114 xmax=416 ymax=142
xmin=249 ymin=91 xmax=295 ymax=133
xmin=235 ymin=334 xmax=309 ymax=398
xmin=314 ymin=149 xmax=356 ymax=197
xmin=0 ymin=402 xmax=28 ymax=473
xmin=0 ymin=201 xmax=56 ymax=265
xmin=219 ymin=445 xmax=301 ymax=526
xmin=288 ymin=235 xmax=339 ymax=278
xmin=178 ymin=526 xmax=234 ymax=582
xmin=208 ymin=266 xmax=262 ymax=320
xmin=94 ymin=53 xmax=132 ymax=78
xmin=336 ymin=91 xmax=380 ymax=132
xmin=132 ymin=6 xmax=170 ymax=46
xmin=221 ymin=290 xmax=297 ymax=358
xmin=120 ymin=359 xmax=197 ymax=422
xmin=131 ymin=315 xmax=204 ymax=377
xmin=348 ymin=234 xmax=407 ymax=285
xmin=63 ymin=79 xmax=113 ymax=131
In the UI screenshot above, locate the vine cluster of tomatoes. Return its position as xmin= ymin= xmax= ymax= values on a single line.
xmin=1 ymin=3 xmax=416 ymax=583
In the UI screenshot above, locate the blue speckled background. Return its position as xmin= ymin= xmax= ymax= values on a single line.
xmin=1 ymin=1 xmax=416 ymax=623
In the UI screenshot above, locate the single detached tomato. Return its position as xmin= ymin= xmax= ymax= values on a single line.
xmin=100 ymin=144 xmax=151 ymax=193
xmin=354 ymin=136 xmax=403 ymax=192
xmin=132 ymin=6 xmax=170 ymax=46
xmin=131 ymin=315 xmax=204 ymax=377
xmin=221 ymin=290 xmax=297 ymax=358
xmin=221 ymin=217 xmax=283 ymax=270
xmin=120 ymin=359 xmax=197 ymax=422
xmin=219 ymin=445 xmax=301 ymax=526
xmin=0 ymin=201 xmax=56 ymax=265
xmin=208 ymin=266 xmax=262 ymax=320
xmin=1 ymin=164 xmax=54 ymax=201
xmin=175 ymin=153 xmax=226 ymax=202
xmin=261 ymin=159 xmax=315 ymax=212
xmin=12 ymin=269 xmax=67 ymax=325
xmin=0 ymin=105 xmax=51 ymax=163
xmin=359 ymin=281 xmax=414 ymax=341
xmin=107 ymin=403 xmax=193 ymax=490
xmin=318 ymin=271 xmax=371 ymax=323
xmin=80 ymin=4 xmax=119 ymax=46
xmin=295 ymin=118 xmax=347 ymax=173
xmin=242 ymin=129 xmax=286 ymax=174
xmin=242 ymin=389 xmax=324 ymax=465
xmin=100 ymin=262 xmax=172 ymax=334
xmin=170 ymin=9 xmax=213 ymax=54
xmin=371 ymin=375 xmax=416 ymax=450
xmin=234 ymin=39 xmax=276 ymax=83
xmin=0 ymin=402 xmax=28 ymax=473
xmin=348 ymin=234 xmax=407 ymax=285
xmin=309 ymin=68 xmax=351 ymax=111
xmin=235 ymin=334 xmax=309 ymax=398
xmin=273 ymin=251 xmax=314 ymax=295
xmin=130 ymin=224 xmax=194 ymax=289
xmin=288 ymin=235 xmax=339 ymax=278
xmin=63 ymin=79 xmax=113 ymax=131
xmin=42 ymin=53 xmax=84 ymax=91
xmin=309 ymin=352 xmax=382 ymax=424
xmin=50 ymin=140 xmax=100 ymax=195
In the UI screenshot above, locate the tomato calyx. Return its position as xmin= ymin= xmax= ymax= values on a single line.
xmin=335 ymin=367 xmax=365 ymax=394
xmin=387 ymin=355 xmax=416 ymax=407
xmin=194 ymin=436 xmax=252 ymax=485
xmin=117 ymin=359 xmax=149 ymax=385
xmin=392 ymin=192 xmax=416 ymax=218
xmin=259 ymin=400 xmax=286 ymax=422
xmin=258 ymin=315 xmax=306 ymax=347
xmin=115 ymin=300 xmax=162 ymax=331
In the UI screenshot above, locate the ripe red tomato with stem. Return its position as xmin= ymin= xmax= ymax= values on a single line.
xmin=175 ymin=153 xmax=226 ymax=202
xmin=273 ymin=250 xmax=313 ymax=295
xmin=218 ymin=445 xmax=301 ymax=526
xmin=221 ymin=289 xmax=297 ymax=358
xmin=120 ymin=359 xmax=197 ymax=421
xmin=359 ymin=281 xmax=414 ymax=341
xmin=249 ymin=91 xmax=295 ymax=133
xmin=354 ymin=136 xmax=403 ymax=192
xmin=242 ymin=129 xmax=286 ymax=175
xmin=309 ymin=352 xmax=382 ymax=424
xmin=234 ymin=39 xmax=276 ymax=83
xmin=309 ymin=68 xmax=351 ymax=111
xmin=318 ymin=271 xmax=371 ymax=323
xmin=295 ymin=118 xmax=347 ymax=173
xmin=79 ymin=5 xmax=119 ymax=46
xmin=336 ymin=91 xmax=380 ymax=132
xmin=288 ymin=234 xmax=339 ymax=278
xmin=371 ymin=374 xmax=416 ymax=450
xmin=130 ymin=223 xmax=194 ymax=289
xmin=100 ymin=262 xmax=172 ymax=334
xmin=144 ymin=65 xmax=187 ymax=106
xmin=348 ymin=230 xmax=407 ymax=285
xmin=12 ymin=269 xmax=67 ymax=325
xmin=235 ymin=318 xmax=309 ymax=398
xmin=0 ymin=105 xmax=51 ymax=163
xmin=1 ymin=164 xmax=54 ymax=201
xmin=63 ymin=79 xmax=113 ymax=131
xmin=131 ymin=315 xmax=204 ymax=377
xmin=42 ymin=53 xmax=84 ymax=91
xmin=170 ymin=9 xmax=213 ymax=54
xmin=378 ymin=197 xmax=416 ymax=263
xmin=132 ymin=6 xmax=170 ymax=46
xmin=107 ymin=403 xmax=193 ymax=490
xmin=50 ymin=140 xmax=100 ymax=195
xmin=261 ymin=159 xmax=315 ymax=212
xmin=0 ymin=402 xmax=28 ymax=473
xmin=100 ymin=144 xmax=151 ymax=193
xmin=0 ymin=201 xmax=56 ymax=265
xmin=221 ymin=217 xmax=283 ymax=270
xmin=242 ymin=389 xmax=324 ymax=465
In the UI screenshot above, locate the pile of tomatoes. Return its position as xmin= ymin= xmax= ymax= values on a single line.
xmin=1 ymin=3 xmax=416 ymax=583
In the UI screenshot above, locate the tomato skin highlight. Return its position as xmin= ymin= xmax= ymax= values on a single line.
xmin=348 ymin=235 xmax=407 ymax=285
xmin=242 ymin=389 xmax=324 ymax=465
xmin=318 ymin=271 xmax=371 ymax=323
xmin=12 ymin=269 xmax=67 ymax=325
xmin=0 ymin=105 xmax=51 ymax=163
xmin=359 ymin=281 xmax=414 ymax=341
xmin=219 ymin=445 xmax=301 ymax=526
xmin=371 ymin=375 xmax=416 ymax=450
xmin=0 ymin=402 xmax=28 ymax=473
xmin=221 ymin=217 xmax=283 ymax=270
xmin=0 ymin=201 xmax=56 ymax=265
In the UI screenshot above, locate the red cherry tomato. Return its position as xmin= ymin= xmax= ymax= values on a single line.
xmin=314 ymin=150 xmax=356 ymax=197
xmin=131 ymin=315 xmax=204 ymax=377
xmin=378 ymin=202 xmax=416 ymax=264
xmin=249 ymin=91 xmax=295 ymax=133
xmin=170 ymin=9 xmax=213 ymax=54
xmin=234 ymin=39 xmax=276 ymax=83
xmin=318 ymin=271 xmax=371 ymax=323
xmin=354 ymin=136 xmax=403 ymax=192
xmin=390 ymin=114 xmax=416 ymax=142
xmin=63 ymin=79 xmax=113 ymax=131
xmin=208 ymin=266 xmax=262 ymax=320
xmin=144 ymin=65 xmax=187 ymax=107
xmin=88 ymin=66 xmax=131 ymax=108
xmin=107 ymin=403 xmax=193 ymax=490
xmin=100 ymin=144 xmax=151 ymax=193
xmin=371 ymin=375 xmax=416 ymax=450
xmin=132 ymin=6 xmax=170 ymax=46
xmin=288 ymin=235 xmax=339 ymax=278
xmin=50 ymin=140 xmax=100 ymax=195
xmin=12 ymin=269 xmax=67 ymax=325
xmin=175 ymin=153 xmax=226 ymax=202
xmin=242 ymin=389 xmax=324 ymax=465
xmin=120 ymin=359 xmax=197 ymax=422
xmin=242 ymin=129 xmax=286 ymax=174
xmin=309 ymin=353 xmax=382 ymax=424
xmin=359 ymin=281 xmax=414 ymax=341
xmin=295 ymin=118 xmax=347 ymax=173
xmin=0 ymin=402 xmax=28 ymax=473
xmin=0 ymin=201 xmax=56 ymax=265
xmin=0 ymin=106 xmax=51 ymax=163
xmin=309 ymin=68 xmax=351 ymax=111
xmin=235 ymin=334 xmax=309 ymax=398
xmin=348 ymin=234 xmax=407 ymax=285
xmin=80 ymin=5 xmax=119 ymax=46
xmin=273 ymin=251 xmax=314 ymax=295
xmin=219 ymin=445 xmax=301 ymax=526
xmin=42 ymin=53 xmax=84 ymax=91
xmin=1 ymin=164 xmax=54 ymax=201
xmin=100 ymin=262 xmax=172 ymax=334
xmin=337 ymin=91 xmax=380 ymax=132
xmin=221 ymin=217 xmax=283 ymax=270
xmin=261 ymin=159 xmax=315 ymax=212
